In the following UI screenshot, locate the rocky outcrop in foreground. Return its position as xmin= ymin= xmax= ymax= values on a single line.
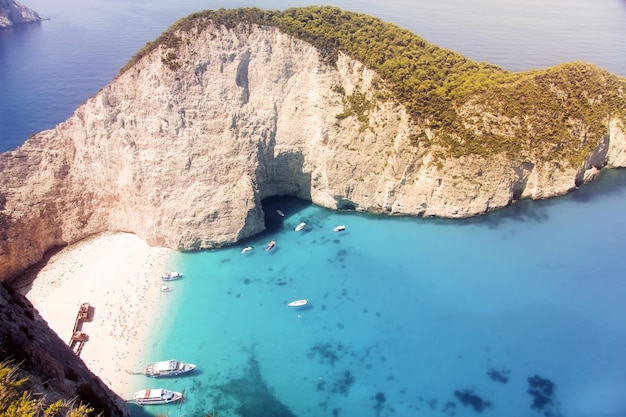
xmin=0 ymin=283 xmax=129 ymax=416
xmin=0 ymin=0 xmax=41 ymax=28
xmin=1 ymin=11 xmax=625 ymax=281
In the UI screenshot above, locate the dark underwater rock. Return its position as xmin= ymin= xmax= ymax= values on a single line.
xmin=527 ymin=374 xmax=561 ymax=416
xmin=454 ymin=389 xmax=493 ymax=413
xmin=487 ymin=367 xmax=511 ymax=383
xmin=211 ymin=354 xmax=296 ymax=417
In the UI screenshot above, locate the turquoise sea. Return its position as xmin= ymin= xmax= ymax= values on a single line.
xmin=127 ymin=172 xmax=626 ymax=417
xmin=2 ymin=1 xmax=626 ymax=416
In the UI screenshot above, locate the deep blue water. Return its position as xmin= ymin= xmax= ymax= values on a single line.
xmin=2 ymin=1 xmax=626 ymax=416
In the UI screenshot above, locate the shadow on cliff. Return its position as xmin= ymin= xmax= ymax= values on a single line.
xmin=264 ymin=151 xmax=312 ymax=202
xmin=568 ymin=167 xmax=626 ymax=203
xmin=458 ymin=167 xmax=626 ymax=228
xmin=7 ymin=244 xmax=66 ymax=294
xmin=254 ymin=146 xmax=313 ymax=234
xmin=261 ymin=196 xmax=311 ymax=233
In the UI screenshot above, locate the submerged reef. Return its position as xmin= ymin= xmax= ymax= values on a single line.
xmin=454 ymin=389 xmax=494 ymax=413
xmin=308 ymin=341 xmax=351 ymax=366
xmin=527 ymin=374 xmax=561 ymax=417
xmin=487 ymin=367 xmax=511 ymax=383
xmin=332 ymin=370 xmax=356 ymax=396
xmin=205 ymin=353 xmax=296 ymax=417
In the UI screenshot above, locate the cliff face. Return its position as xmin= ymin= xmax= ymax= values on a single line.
xmin=0 ymin=0 xmax=41 ymax=28
xmin=0 ymin=22 xmax=625 ymax=280
xmin=0 ymin=284 xmax=129 ymax=416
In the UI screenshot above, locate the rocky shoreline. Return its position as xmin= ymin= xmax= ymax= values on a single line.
xmin=0 ymin=0 xmax=41 ymax=28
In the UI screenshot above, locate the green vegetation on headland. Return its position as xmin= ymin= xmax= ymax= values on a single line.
xmin=120 ymin=6 xmax=626 ymax=167
xmin=0 ymin=360 xmax=92 ymax=417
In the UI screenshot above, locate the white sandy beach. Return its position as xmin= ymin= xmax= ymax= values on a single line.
xmin=22 ymin=232 xmax=177 ymax=398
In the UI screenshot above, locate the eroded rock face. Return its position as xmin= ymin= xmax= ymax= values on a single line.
xmin=0 ymin=23 xmax=624 ymax=280
xmin=0 ymin=284 xmax=129 ymax=416
xmin=0 ymin=0 xmax=41 ymax=28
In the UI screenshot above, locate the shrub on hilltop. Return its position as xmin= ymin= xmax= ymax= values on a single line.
xmin=119 ymin=6 xmax=626 ymax=166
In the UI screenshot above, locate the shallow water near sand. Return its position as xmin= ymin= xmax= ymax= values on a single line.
xmin=126 ymin=169 xmax=626 ymax=417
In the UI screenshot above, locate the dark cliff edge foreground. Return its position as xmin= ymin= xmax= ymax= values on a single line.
xmin=0 ymin=284 xmax=130 ymax=416
xmin=0 ymin=0 xmax=41 ymax=28
xmin=0 ymin=6 xmax=625 ymax=283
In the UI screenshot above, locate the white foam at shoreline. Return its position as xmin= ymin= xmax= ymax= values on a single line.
xmin=23 ymin=232 xmax=177 ymax=398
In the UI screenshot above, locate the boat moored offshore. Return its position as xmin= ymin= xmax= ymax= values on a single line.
xmin=134 ymin=388 xmax=183 ymax=405
xmin=144 ymin=359 xmax=196 ymax=377
xmin=288 ymin=299 xmax=308 ymax=307
xmin=161 ymin=272 xmax=182 ymax=281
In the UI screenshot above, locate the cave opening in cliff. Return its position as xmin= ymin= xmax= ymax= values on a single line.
xmin=260 ymin=195 xmax=311 ymax=233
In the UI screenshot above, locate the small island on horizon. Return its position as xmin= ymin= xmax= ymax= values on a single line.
xmin=0 ymin=0 xmax=41 ymax=28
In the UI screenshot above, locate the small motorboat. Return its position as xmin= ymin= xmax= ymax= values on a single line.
xmin=159 ymin=286 xmax=172 ymax=292
xmin=276 ymin=209 xmax=285 ymax=217
xmin=333 ymin=225 xmax=346 ymax=232
xmin=288 ymin=299 xmax=308 ymax=307
xmin=161 ymin=272 xmax=182 ymax=281
xmin=295 ymin=222 xmax=306 ymax=232
xmin=265 ymin=240 xmax=276 ymax=251
xmin=241 ymin=246 xmax=253 ymax=254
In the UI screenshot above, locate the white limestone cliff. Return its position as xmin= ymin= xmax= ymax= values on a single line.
xmin=1 ymin=22 xmax=624 ymax=280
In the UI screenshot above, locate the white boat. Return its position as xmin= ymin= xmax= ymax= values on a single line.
xmin=276 ymin=209 xmax=285 ymax=217
xmin=295 ymin=222 xmax=306 ymax=232
xmin=241 ymin=246 xmax=253 ymax=254
xmin=333 ymin=225 xmax=346 ymax=232
xmin=161 ymin=272 xmax=182 ymax=281
xmin=288 ymin=299 xmax=308 ymax=307
xmin=134 ymin=388 xmax=183 ymax=405
xmin=159 ymin=286 xmax=172 ymax=292
xmin=144 ymin=359 xmax=196 ymax=378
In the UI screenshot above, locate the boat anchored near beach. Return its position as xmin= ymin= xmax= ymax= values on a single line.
xmin=288 ymin=299 xmax=308 ymax=307
xmin=295 ymin=222 xmax=306 ymax=232
xmin=161 ymin=272 xmax=182 ymax=281
xmin=134 ymin=388 xmax=183 ymax=405
xmin=241 ymin=246 xmax=253 ymax=254
xmin=333 ymin=225 xmax=346 ymax=232
xmin=265 ymin=240 xmax=276 ymax=251
xmin=144 ymin=359 xmax=196 ymax=377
